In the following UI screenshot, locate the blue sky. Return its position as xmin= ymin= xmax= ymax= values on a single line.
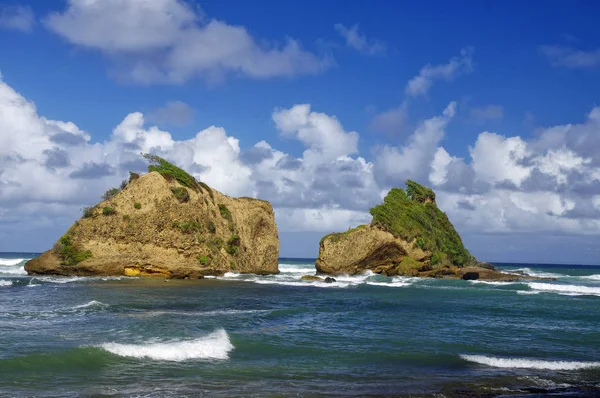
xmin=1 ymin=0 xmax=600 ymax=264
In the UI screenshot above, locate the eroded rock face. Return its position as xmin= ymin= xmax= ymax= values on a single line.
xmin=25 ymin=172 xmax=279 ymax=278
xmin=316 ymin=225 xmax=429 ymax=276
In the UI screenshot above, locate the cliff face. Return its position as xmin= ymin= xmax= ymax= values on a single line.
xmin=25 ymin=169 xmax=279 ymax=278
xmin=317 ymin=181 xmax=521 ymax=281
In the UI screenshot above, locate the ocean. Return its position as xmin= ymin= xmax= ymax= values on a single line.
xmin=1 ymin=253 xmax=599 ymax=397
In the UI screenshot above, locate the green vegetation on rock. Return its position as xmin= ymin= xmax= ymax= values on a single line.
xmin=172 ymin=219 xmax=202 ymax=234
xmin=102 ymin=206 xmax=116 ymax=216
xmin=226 ymin=234 xmax=241 ymax=255
xmin=219 ymin=204 xmax=234 ymax=231
xmin=54 ymin=232 xmax=92 ymax=266
xmin=102 ymin=188 xmax=119 ymax=200
xmin=170 ymin=187 xmax=190 ymax=203
xmin=128 ymin=171 xmax=140 ymax=183
xmin=82 ymin=206 xmax=94 ymax=218
xmin=370 ymin=180 xmax=471 ymax=266
xmin=320 ymin=224 xmax=367 ymax=245
xmin=396 ymin=257 xmax=421 ymax=276
xmin=143 ymin=153 xmax=201 ymax=191
xmin=133 ymin=202 xmax=141 ymax=209
xmin=197 ymin=255 xmax=209 ymax=266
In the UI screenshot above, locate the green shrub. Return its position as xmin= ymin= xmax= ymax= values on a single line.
xmin=172 ymin=219 xmax=202 ymax=234
xmin=129 ymin=171 xmax=140 ymax=183
xmin=197 ymin=255 xmax=209 ymax=266
xmin=207 ymin=220 xmax=216 ymax=234
xmin=219 ymin=204 xmax=234 ymax=231
xmin=370 ymin=180 xmax=471 ymax=267
xmin=102 ymin=188 xmax=119 ymax=200
xmin=82 ymin=206 xmax=94 ymax=218
xmin=170 ymin=187 xmax=190 ymax=203
xmin=54 ymin=233 xmax=92 ymax=266
xmin=230 ymin=260 xmax=237 ymax=270
xmin=133 ymin=202 xmax=142 ymax=209
xmin=102 ymin=206 xmax=116 ymax=216
xmin=396 ymin=257 xmax=421 ymax=276
xmin=226 ymin=234 xmax=241 ymax=255
xmin=120 ymin=180 xmax=128 ymax=190
xmin=143 ymin=153 xmax=200 ymax=191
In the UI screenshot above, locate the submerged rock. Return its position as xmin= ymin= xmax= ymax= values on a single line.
xmin=300 ymin=275 xmax=323 ymax=282
xmin=25 ymin=155 xmax=279 ymax=278
xmin=324 ymin=277 xmax=336 ymax=283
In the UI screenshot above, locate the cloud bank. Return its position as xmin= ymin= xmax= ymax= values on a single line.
xmin=1 ymin=79 xmax=599 ymax=259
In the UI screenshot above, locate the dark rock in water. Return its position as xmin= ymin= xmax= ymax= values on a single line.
xmin=478 ymin=262 xmax=495 ymax=270
xmin=462 ymin=272 xmax=479 ymax=280
xmin=324 ymin=277 xmax=336 ymax=283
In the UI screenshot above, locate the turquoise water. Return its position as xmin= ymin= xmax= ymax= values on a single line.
xmin=1 ymin=253 xmax=599 ymax=397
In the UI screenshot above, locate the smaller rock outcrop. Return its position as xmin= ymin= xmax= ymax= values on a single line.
xmin=316 ymin=180 xmax=551 ymax=282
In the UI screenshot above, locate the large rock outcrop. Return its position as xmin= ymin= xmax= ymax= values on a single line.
xmin=316 ymin=180 xmax=542 ymax=281
xmin=25 ymin=157 xmax=279 ymax=278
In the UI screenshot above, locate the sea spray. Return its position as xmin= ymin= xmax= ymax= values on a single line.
xmin=99 ymin=329 xmax=234 ymax=361
xmin=460 ymin=354 xmax=600 ymax=370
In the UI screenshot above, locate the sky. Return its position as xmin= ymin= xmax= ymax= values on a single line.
xmin=1 ymin=0 xmax=600 ymax=264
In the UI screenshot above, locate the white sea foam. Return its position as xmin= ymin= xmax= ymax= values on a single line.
xmin=254 ymin=279 xmax=351 ymax=288
xmin=528 ymin=282 xmax=600 ymax=296
xmin=469 ymin=280 xmax=520 ymax=286
xmin=581 ymin=274 xmax=600 ymax=281
xmin=279 ymin=267 xmax=316 ymax=274
xmin=517 ymin=290 xmax=541 ymax=295
xmin=72 ymin=300 xmax=108 ymax=310
xmin=508 ymin=268 xmax=563 ymax=278
xmin=100 ymin=329 xmax=233 ymax=361
xmin=223 ymin=272 xmax=240 ymax=278
xmin=0 ymin=258 xmax=28 ymax=266
xmin=460 ymin=354 xmax=600 ymax=370
xmin=0 ymin=280 xmax=12 ymax=287
xmin=365 ymin=281 xmax=412 ymax=288
xmin=145 ymin=309 xmax=269 ymax=317
xmin=34 ymin=276 xmax=86 ymax=284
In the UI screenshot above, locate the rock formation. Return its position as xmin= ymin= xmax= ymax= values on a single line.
xmin=316 ymin=180 xmax=545 ymax=281
xmin=25 ymin=155 xmax=279 ymax=278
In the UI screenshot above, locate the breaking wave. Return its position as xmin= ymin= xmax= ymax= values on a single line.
xmin=527 ymin=282 xmax=600 ymax=296
xmin=460 ymin=354 xmax=600 ymax=370
xmin=99 ymin=329 xmax=233 ymax=361
xmin=0 ymin=280 xmax=12 ymax=287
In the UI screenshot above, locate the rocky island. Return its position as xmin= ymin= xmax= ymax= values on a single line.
xmin=25 ymin=155 xmax=279 ymax=278
xmin=316 ymin=181 xmax=545 ymax=282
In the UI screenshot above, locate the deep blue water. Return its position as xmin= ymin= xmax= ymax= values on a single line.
xmin=1 ymin=253 xmax=599 ymax=397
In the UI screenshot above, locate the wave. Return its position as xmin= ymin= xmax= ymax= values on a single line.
xmin=254 ymin=279 xmax=351 ymax=288
xmin=99 ymin=329 xmax=233 ymax=361
xmin=460 ymin=354 xmax=600 ymax=370
xmin=527 ymin=282 xmax=600 ymax=296
xmin=507 ymin=267 xmax=564 ymax=278
xmin=0 ymin=280 xmax=12 ymax=287
xmin=366 ymin=281 xmax=412 ymax=288
xmin=72 ymin=300 xmax=108 ymax=310
xmin=581 ymin=274 xmax=600 ymax=281
xmin=469 ymin=280 xmax=521 ymax=286
xmin=0 ymin=258 xmax=28 ymax=266
xmin=142 ymin=309 xmax=270 ymax=317
xmin=278 ymin=267 xmax=318 ymax=274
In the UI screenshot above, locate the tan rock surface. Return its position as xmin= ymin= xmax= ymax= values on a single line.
xmin=25 ymin=172 xmax=279 ymax=278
